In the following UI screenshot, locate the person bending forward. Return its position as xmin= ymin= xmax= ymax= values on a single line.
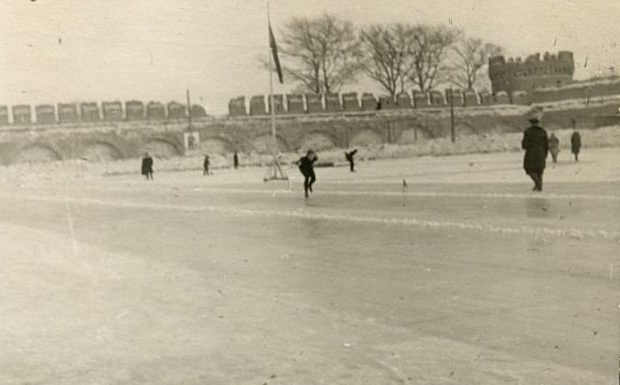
xmin=297 ymin=149 xmax=318 ymax=199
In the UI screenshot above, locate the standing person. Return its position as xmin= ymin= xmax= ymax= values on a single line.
xmin=233 ymin=151 xmax=239 ymax=169
xmin=344 ymin=149 xmax=358 ymax=172
xmin=571 ymin=131 xmax=581 ymax=162
xmin=296 ymin=149 xmax=318 ymax=199
xmin=522 ymin=117 xmax=549 ymax=192
xmin=141 ymin=152 xmax=154 ymax=180
xmin=203 ymin=154 xmax=210 ymax=175
xmin=548 ymin=133 xmax=560 ymax=163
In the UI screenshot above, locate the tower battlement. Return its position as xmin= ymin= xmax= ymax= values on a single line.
xmin=488 ymin=51 xmax=575 ymax=95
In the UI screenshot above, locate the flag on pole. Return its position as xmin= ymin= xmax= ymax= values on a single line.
xmin=269 ymin=23 xmax=284 ymax=84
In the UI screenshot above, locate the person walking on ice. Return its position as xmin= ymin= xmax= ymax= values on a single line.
xmin=296 ymin=149 xmax=318 ymax=199
xmin=233 ymin=151 xmax=239 ymax=170
xmin=345 ymin=149 xmax=358 ymax=172
xmin=203 ymin=154 xmax=210 ymax=175
xmin=522 ymin=117 xmax=548 ymax=192
xmin=141 ymin=152 xmax=154 ymax=180
xmin=571 ymin=130 xmax=581 ymax=162
xmin=548 ymin=133 xmax=560 ymax=163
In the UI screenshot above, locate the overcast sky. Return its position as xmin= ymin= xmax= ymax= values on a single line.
xmin=0 ymin=0 xmax=618 ymax=114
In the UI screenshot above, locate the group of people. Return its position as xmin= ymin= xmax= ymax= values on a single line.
xmin=142 ymin=118 xmax=581 ymax=196
xmin=294 ymin=148 xmax=357 ymax=199
xmin=141 ymin=150 xmax=241 ymax=180
xmin=141 ymin=145 xmax=358 ymax=201
xmin=299 ymin=120 xmax=583 ymax=198
xmin=203 ymin=151 xmax=240 ymax=176
xmin=547 ymin=131 xmax=581 ymax=163
xmin=522 ymin=117 xmax=582 ymax=192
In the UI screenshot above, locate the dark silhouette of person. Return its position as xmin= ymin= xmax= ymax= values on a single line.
xmin=233 ymin=151 xmax=239 ymax=169
xmin=344 ymin=149 xmax=358 ymax=172
xmin=203 ymin=155 xmax=210 ymax=175
xmin=571 ymin=131 xmax=581 ymax=162
xmin=141 ymin=152 xmax=154 ymax=180
xmin=548 ymin=133 xmax=560 ymax=163
xmin=296 ymin=149 xmax=318 ymax=199
xmin=522 ymin=117 xmax=549 ymax=191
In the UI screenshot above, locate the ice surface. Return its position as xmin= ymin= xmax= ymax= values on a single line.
xmin=0 ymin=149 xmax=618 ymax=384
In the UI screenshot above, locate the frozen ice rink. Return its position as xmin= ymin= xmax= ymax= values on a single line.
xmin=0 ymin=149 xmax=618 ymax=384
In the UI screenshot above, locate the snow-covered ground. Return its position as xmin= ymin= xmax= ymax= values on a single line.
xmin=0 ymin=147 xmax=618 ymax=384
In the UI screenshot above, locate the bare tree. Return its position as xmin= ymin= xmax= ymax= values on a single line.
xmin=270 ymin=13 xmax=362 ymax=94
xmin=449 ymin=36 xmax=503 ymax=90
xmin=405 ymin=24 xmax=459 ymax=93
xmin=359 ymin=24 xmax=412 ymax=99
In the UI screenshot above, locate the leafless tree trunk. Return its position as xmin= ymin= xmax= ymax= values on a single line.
xmin=359 ymin=24 xmax=412 ymax=99
xmin=404 ymin=24 xmax=458 ymax=93
xmin=268 ymin=13 xmax=362 ymax=94
xmin=448 ymin=36 xmax=503 ymax=90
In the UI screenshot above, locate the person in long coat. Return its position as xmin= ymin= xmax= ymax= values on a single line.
xmin=522 ymin=117 xmax=549 ymax=191
xmin=548 ymin=133 xmax=560 ymax=163
xmin=296 ymin=149 xmax=318 ymax=199
xmin=571 ymin=131 xmax=581 ymax=162
xmin=233 ymin=151 xmax=239 ymax=169
xmin=141 ymin=152 xmax=154 ymax=180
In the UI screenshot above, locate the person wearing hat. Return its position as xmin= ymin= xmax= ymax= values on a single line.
xmin=521 ymin=117 xmax=549 ymax=191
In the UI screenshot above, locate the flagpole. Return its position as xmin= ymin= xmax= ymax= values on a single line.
xmin=263 ymin=1 xmax=287 ymax=182
xmin=268 ymin=2 xmax=277 ymax=159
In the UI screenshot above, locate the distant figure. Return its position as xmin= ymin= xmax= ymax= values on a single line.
xmin=548 ymin=133 xmax=560 ymax=163
xmin=203 ymin=155 xmax=210 ymax=175
xmin=296 ymin=149 xmax=318 ymax=199
xmin=571 ymin=131 xmax=581 ymax=162
xmin=141 ymin=152 xmax=154 ymax=180
xmin=522 ymin=117 xmax=549 ymax=191
xmin=571 ymin=117 xmax=577 ymax=129
xmin=233 ymin=151 xmax=239 ymax=169
xmin=344 ymin=149 xmax=358 ymax=172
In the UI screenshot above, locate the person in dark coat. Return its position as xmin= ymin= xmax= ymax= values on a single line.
xmin=344 ymin=149 xmax=358 ymax=172
xmin=233 ymin=151 xmax=239 ymax=169
xmin=571 ymin=131 xmax=581 ymax=162
xmin=203 ymin=155 xmax=210 ymax=175
xmin=522 ymin=117 xmax=549 ymax=191
xmin=141 ymin=152 xmax=154 ymax=180
xmin=548 ymin=133 xmax=560 ymax=163
xmin=296 ymin=149 xmax=318 ymax=199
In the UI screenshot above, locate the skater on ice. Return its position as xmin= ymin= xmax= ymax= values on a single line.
xmin=296 ymin=149 xmax=318 ymax=199
xmin=522 ymin=117 xmax=549 ymax=192
xmin=141 ymin=152 xmax=154 ymax=180
xmin=345 ymin=149 xmax=358 ymax=172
